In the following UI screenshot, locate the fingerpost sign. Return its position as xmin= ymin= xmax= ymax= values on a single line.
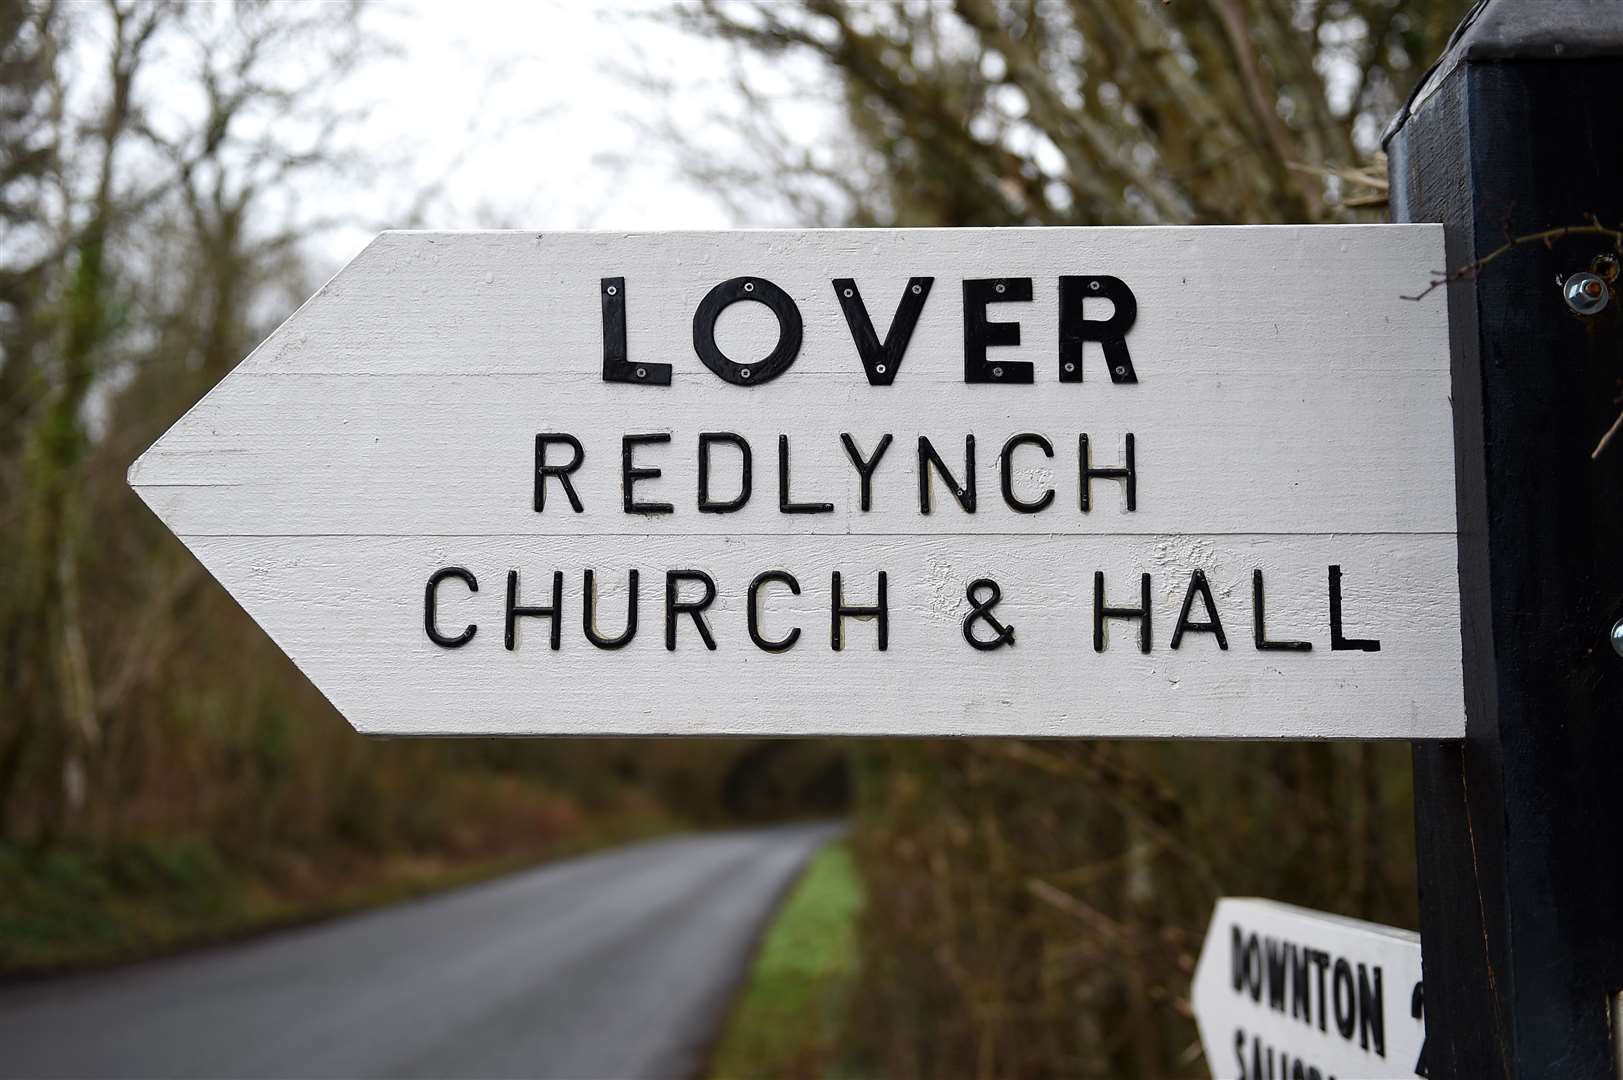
xmin=130 ymin=226 xmax=1460 ymax=738
xmin=1192 ymin=899 xmax=1426 ymax=1080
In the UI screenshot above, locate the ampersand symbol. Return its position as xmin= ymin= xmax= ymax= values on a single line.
xmin=963 ymin=578 xmax=1016 ymax=651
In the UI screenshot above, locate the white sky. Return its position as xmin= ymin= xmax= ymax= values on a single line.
xmin=322 ymin=0 xmax=801 ymax=264
xmin=40 ymin=0 xmax=843 ymax=356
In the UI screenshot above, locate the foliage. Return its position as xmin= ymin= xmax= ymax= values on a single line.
xmin=841 ymin=739 xmax=1414 ymax=1077
xmin=708 ymin=840 xmax=865 ymax=1080
xmin=0 ymin=0 xmax=843 ymax=971
xmin=673 ymin=0 xmax=1472 ymax=228
xmin=1 ymin=0 xmax=386 ymax=847
xmin=0 ymin=780 xmax=672 ymax=974
xmin=672 ymin=1 xmax=1473 ymax=1075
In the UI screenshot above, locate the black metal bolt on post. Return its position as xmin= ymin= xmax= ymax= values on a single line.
xmin=1386 ymin=1 xmax=1623 ymax=1076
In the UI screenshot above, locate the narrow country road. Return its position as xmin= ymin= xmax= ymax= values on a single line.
xmin=0 ymin=822 xmax=841 ymax=1080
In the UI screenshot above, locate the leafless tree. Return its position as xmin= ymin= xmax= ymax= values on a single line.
xmin=669 ymin=2 xmax=1473 ymax=1075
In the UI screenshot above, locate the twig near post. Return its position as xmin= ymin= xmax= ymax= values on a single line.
xmin=1592 ymin=407 xmax=1623 ymax=460
xmin=1400 ymin=218 xmax=1623 ymax=302
xmin=1286 ymin=159 xmax=1391 ymax=209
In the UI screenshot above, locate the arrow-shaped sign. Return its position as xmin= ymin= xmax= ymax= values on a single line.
xmin=130 ymin=227 xmax=1461 ymax=737
xmin=1192 ymin=898 xmax=1426 ymax=1079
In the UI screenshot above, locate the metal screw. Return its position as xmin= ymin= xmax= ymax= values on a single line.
xmin=995 ymin=282 xmax=1005 ymax=294
xmin=743 ymin=281 xmax=755 ymax=293
xmin=992 ymin=366 xmax=1004 ymax=377
xmin=635 ymin=367 xmax=646 ymax=379
xmin=1064 ymin=362 xmax=1075 ymax=373
xmin=1611 ymin=619 xmax=1623 ymax=658
xmin=875 ymin=364 xmax=886 ymax=375
xmin=606 ymin=284 xmax=617 ymax=296
xmin=1089 ymin=280 xmax=1101 ymax=291
xmin=740 ymin=368 xmax=751 ymax=379
xmin=911 ymin=284 xmax=922 ymax=294
xmin=843 ymin=288 xmax=853 ymax=298
xmin=1564 ymin=271 xmax=1609 ymax=316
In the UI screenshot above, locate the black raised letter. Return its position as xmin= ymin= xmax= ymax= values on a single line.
xmin=999 ymin=433 xmax=1055 ymax=513
xmin=1094 ymin=571 xmax=1152 ymax=653
xmin=963 ymin=278 xmax=1034 ymax=383
xmin=840 ymin=433 xmax=893 ymax=512
xmin=1329 ymin=564 xmax=1381 ymax=651
xmin=1310 ymin=950 xmax=1332 ymax=1031
xmin=425 ymin=567 xmax=478 ymax=648
xmin=1171 ymin=568 xmax=1228 ymax=649
xmin=1358 ymin=964 xmax=1385 ymax=1056
xmin=698 ymin=432 xmax=751 ymax=513
xmin=623 ymin=433 xmax=673 ymax=514
xmin=918 ymin=435 xmax=976 ymax=514
xmin=666 ymin=570 xmax=718 ymax=650
xmin=535 ymin=434 xmax=585 ymax=513
xmin=963 ymin=579 xmax=1015 ymax=650
xmin=1253 ymin=570 xmax=1312 ymax=651
xmin=1333 ymin=959 xmax=1357 ymax=1040
xmin=831 ymin=571 xmax=888 ymax=651
xmin=1058 ymin=275 xmax=1138 ymax=383
xmin=748 ymin=571 xmax=801 ymax=652
xmin=600 ymin=277 xmax=671 ymax=386
xmin=583 ymin=568 xmax=638 ymax=649
xmin=692 ymin=277 xmax=802 ymax=386
xmin=833 ymin=277 xmax=933 ymax=386
xmin=779 ymin=434 xmax=833 ymax=514
xmin=1079 ymin=433 xmax=1136 ymax=512
xmin=506 ymin=570 xmax=562 ymax=651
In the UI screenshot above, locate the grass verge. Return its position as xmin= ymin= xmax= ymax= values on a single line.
xmin=707 ymin=841 xmax=864 ymax=1080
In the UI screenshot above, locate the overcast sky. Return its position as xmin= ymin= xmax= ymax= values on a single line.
xmin=321 ymin=0 xmax=813 ymax=263
xmin=49 ymin=0 xmax=837 ymax=278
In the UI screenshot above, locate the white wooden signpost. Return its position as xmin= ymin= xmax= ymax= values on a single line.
xmin=130 ymin=225 xmax=1459 ymax=737
xmin=1192 ymin=899 xmax=1426 ymax=1080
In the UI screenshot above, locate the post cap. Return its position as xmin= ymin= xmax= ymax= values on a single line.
xmin=1384 ymin=0 xmax=1623 ymax=147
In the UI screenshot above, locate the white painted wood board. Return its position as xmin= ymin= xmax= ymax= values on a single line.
xmin=1192 ymin=898 xmax=1426 ymax=1078
xmin=129 ymin=226 xmax=1462 ymax=738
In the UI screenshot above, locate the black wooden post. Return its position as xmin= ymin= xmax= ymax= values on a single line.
xmin=1385 ymin=2 xmax=1623 ymax=1076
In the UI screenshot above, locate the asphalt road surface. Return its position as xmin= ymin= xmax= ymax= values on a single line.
xmin=0 ymin=822 xmax=841 ymax=1080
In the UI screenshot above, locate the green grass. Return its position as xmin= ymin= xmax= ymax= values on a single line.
xmin=708 ymin=841 xmax=865 ymax=1080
